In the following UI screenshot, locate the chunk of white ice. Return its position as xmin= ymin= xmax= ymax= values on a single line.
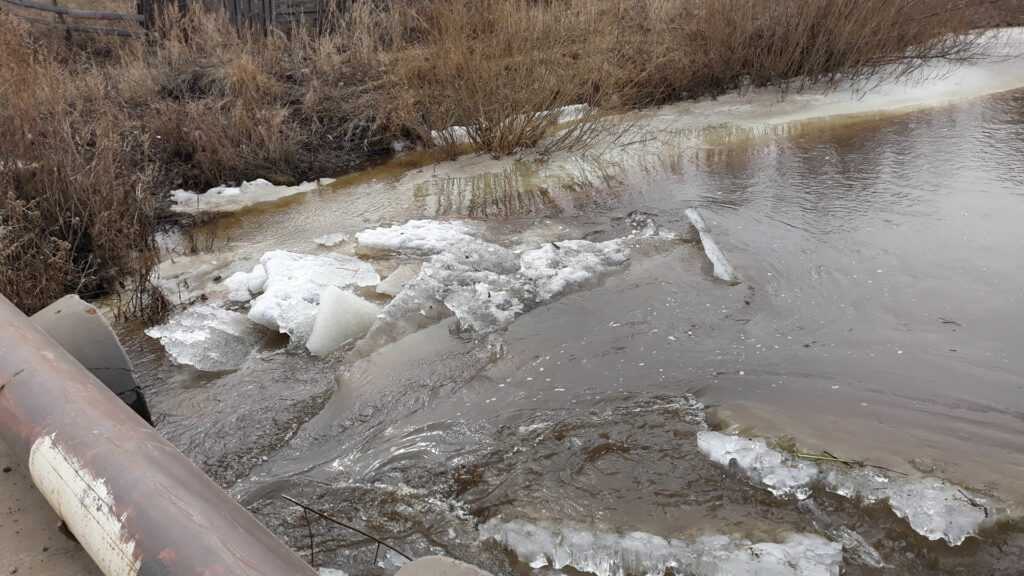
xmin=519 ymin=239 xmax=629 ymax=301
xmin=355 ymin=219 xmax=478 ymax=257
xmin=697 ymin=431 xmax=819 ymax=499
xmin=306 ymin=287 xmax=382 ymax=356
xmin=685 ymin=208 xmax=740 ymax=284
xmin=246 ymin=250 xmax=380 ymax=343
xmin=480 ymin=519 xmax=842 ymax=576
xmin=823 ymin=469 xmax=991 ymax=546
xmin=223 ymin=264 xmax=268 ymax=303
xmin=145 ymin=305 xmax=262 ymax=371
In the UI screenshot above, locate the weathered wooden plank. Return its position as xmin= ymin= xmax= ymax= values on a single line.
xmin=1 ymin=0 xmax=143 ymax=22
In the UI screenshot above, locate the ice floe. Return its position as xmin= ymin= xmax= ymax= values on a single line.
xmin=480 ymin=519 xmax=842 ymax=576
xmin=697 ymin=431 xmax=996 ymax=545
xmin=145 ymin=305 xmax=263 ymax=371
xmin=685 ymin=208 xmax=739 ymax=284
xmin=243 ymin=251 xmax=379 ymax=343
xmin=170 ymin=178 xmax=335 ymax=214
xmin=355 ymin=219 xmax=479 ymax=257
xmin=358 ymin=221 xmax=628 ymax=347
xmin=306 ymin=287 xmax=381 ymax=357
xmin=697 ymin=431 xmax=818 ymax=500
xmin=823 ymin=468 xmax=992 ymax=546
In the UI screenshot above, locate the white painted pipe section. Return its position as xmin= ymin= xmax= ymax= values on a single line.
xmin=685 ymin=208 xmax=740 ymax=284
xmin=29 ymin=434 xmax=141 ymax=576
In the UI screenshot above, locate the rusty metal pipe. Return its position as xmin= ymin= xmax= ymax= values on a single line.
xmin=0 ymin=294 xmax=316 ymax=576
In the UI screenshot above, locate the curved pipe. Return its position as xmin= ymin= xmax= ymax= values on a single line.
xmin=0 ymin=294 xmax=316 ymax=576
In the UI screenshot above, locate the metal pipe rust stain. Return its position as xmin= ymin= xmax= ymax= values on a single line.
xmin=0 ymin=294 xmax=317 ymax=576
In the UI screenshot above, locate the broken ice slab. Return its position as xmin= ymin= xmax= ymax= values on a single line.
xmin=519 ymin=239 xmax=630 ymax=301
xmin=697 ymin=431 xmax=998 ymax=546
xmin=145 ymin=305 xmax=263 ymax=371
xmin=480 ymin=519 xmax=843 ymax=576
xmin=696 ymin=431 xmax=818 ymax=499
xmin=246 ymin=250 xmax=380 ymax=344
xmin=376 ymin=263 xmax=422 ymax=297
xmin=306 ymin=287 xmax=381 ymax=357
xmin=684 ymin=208 xmax=740 ymax=284
xmin=823 ymin=468 xmax=992 ymax=546
xmin=354 ymin=219 xmax=479 ymax=257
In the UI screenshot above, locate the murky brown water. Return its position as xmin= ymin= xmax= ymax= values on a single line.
xmin=131 ymin=86 xmax=1024 ymax=574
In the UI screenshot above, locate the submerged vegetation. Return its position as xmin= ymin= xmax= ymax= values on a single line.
xmin=0 ymin=0 xmax=1009 ymax=317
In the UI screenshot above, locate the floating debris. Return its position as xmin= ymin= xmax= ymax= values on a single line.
xmin=685 ymin=208 xmax=740 ymax=284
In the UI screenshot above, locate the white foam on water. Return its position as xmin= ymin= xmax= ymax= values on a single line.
xmin=697 ymin=431 xmax=997 ymax=545
xmin=480 ymin=519 xmax=843 ymax=576
xmin=685 ymin=208 xmax=739 ymax=284
xmin=245 ymin=250 xmax=380 ymax=344
xmin=145 ymin=304 xmax=263 ymax=371
xmin=696 ymin=431 xmax=818 ymax=499
xmin=170 ymin=178 xmax=335 ymax=214
xmin=306 ymin=287 xmax=381 ymax=357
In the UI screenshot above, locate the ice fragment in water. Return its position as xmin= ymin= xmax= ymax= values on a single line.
xmin=359 ymin=222 xmax=628 ymax=347
xmin=519 ymin=239 xmax=629 ymax=301
xmin=376 ymin=263 xmax=422 ymax=297
xmin=823 ymin=469 xmax=991 ymax=545
xmin=246 ymin=250 xmax=379 ymax=344
xmin=306 ymin=287 xmax=381 ymax=356
xmin=318 ymin=569 xmax=348 ymax=576
xmin=314 ymin=232 xmax=349 ymax=247
xmin=224 ymin=264 xmax=268 ymax=303
xmin=480 ymin=519 xmax=842 ymax=576
xmin=685 ymin=208 xmax=740 ymax=284
xmin=697 ymin=431 xmax=818 ymax=499
xmin=145 ymin=305 xmax=262 ymax=371
xmin=355 ymin=219 xmax=478 ymax=257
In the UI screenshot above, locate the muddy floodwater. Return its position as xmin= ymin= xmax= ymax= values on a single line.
xmin=129 ymin=58 xmax=1024 ymax=576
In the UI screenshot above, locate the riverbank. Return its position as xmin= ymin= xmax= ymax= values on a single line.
xmin=0 ymin=0 xmax=1003 ymax=319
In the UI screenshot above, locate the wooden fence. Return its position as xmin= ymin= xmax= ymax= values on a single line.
xmin=1 ymin=0 xmax=344 ymax=36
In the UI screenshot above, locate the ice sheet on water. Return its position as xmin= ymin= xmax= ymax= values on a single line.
xmin=170 ymin=178 xmax=335 ymax=214
xmin=355 ymin=219 xmax=479 ymax=257
xmin=685 ymin=208 xmax=740 ymax=284
xmin=697 ymin=431 xmax=995 ymax=545
xmin=245 ymin=250 xmax=379 ymax=343
xmin=306 ymin=287 xmax=381 ymax=356
xmin=145 ymin=305 xmax=263 ymax=371
xmin=697 ymin=431 xmax=818 ymax=499
xmin=358 ymin=221 xmax=629 ymax=347
xmin=519 ymin=239 xmax=629 ymax=301
xmin=479 ymin=519 xmax=842 ymax=576
xmin=823 ymin=469 xmax=991 ymax=546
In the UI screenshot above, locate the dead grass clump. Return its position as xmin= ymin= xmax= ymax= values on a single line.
xmin=0 ymin=13 xmax=165 ymax=319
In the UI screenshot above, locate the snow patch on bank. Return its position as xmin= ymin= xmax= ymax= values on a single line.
xmin=170 ymin=178 xmax=335 ymax=214
xmin=145 ymin=305 xmax=263 ymax=371
xmin=697 ymin=431 xmax=997 ymax=545
xmin=480 ymin=519 xmax=842 ymax=576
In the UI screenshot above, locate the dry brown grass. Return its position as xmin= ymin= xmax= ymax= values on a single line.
xmin=0 ymin=0 xmax=1003 ymax=317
